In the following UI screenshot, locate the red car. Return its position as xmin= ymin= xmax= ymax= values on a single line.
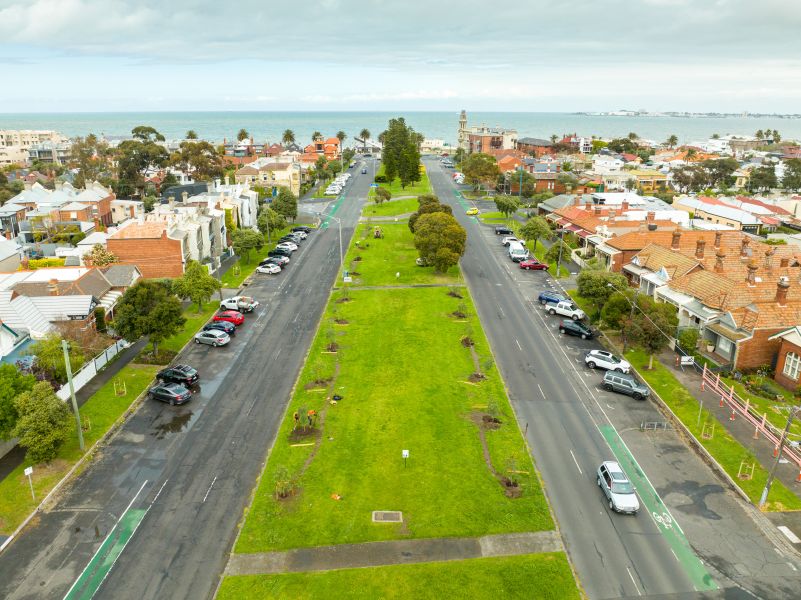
xmin=213 ymin=310 xmax=245 ymax=326
xmin=519 ymin=259 xmax=549 ymax=271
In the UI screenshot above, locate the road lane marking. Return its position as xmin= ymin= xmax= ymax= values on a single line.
xmin=569 ymin=449 xmax=583 ymax=475
xmin=778 ymin=526 xmax=801 ymax=544
xmin=626 ymin=566 xmax=642 ymax=596
xmin=151 ymin=479 xmax=168 ymax=503
xmin=671 ymin=548 xmax=680 ymax=562
xmin=515 ymin=339 xmax=522 ymax=351
xmin=203 ymin=476 xmax=217 ymax=503
xmin=537 ymin=384 xmax=544 ymax=398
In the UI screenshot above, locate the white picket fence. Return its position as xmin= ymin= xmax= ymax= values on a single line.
xmin=56 ymin=339 xmax=130 ymax=401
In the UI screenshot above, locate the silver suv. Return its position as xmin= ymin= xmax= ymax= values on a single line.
xmin=602 ymin=371 xmax=649 ymax=401
xmin=597 ymin=461 xmax=639 ymax=514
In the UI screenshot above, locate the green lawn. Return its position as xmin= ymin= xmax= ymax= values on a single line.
xmin=218 ymin=553 xmax=578 ymax=600
xmin=362 ymin=197 xmax=419 ymax=217
xmin=478 ymin=211 xmax=509 ymax=223
xmin=344 ymin=222 xmax=461 ymax=286
xmin=377 ymin=165 xmax=432 ymax=197
xmin=0 ymin=364 xmax=159 ymax=535
xmin=625 ymin=350 xmax=801 ymax=511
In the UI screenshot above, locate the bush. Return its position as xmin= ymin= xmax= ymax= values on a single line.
xmin=94 ymin=306 xmax=107 ymax=333
xmin=374 ymin=175 xmax=387 ymax=183
xmin=677 ymin=328 xmax=699 ymax=354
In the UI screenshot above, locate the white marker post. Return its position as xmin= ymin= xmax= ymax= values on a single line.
xmin=24 ymin=466 xmax=34 ymax=501
xmin=402 ymin=449 xmax=409 ymax=468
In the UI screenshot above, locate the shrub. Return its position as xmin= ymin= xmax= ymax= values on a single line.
xmin=94 ymin=306 xmax=107 ymax=333
xmin=374 ymin=175 xmax=387 ymax=183
xmin=677 ymin=328 xmax=699 ymax=354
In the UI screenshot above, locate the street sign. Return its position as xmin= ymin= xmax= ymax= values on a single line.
xmin=24 ymin=466 xmax=34 ymax=500
xmin=370 ymin=183 xmax=379 ymax=188
xmin=343 ymin=276 xmax=352 ymax=283
xmin=680 ymin=356 xmax=695 ymax=366
xmin=24 ymin=467 xmax=32 ymax=476
xmin=402 ymin=449 xmax=409 ymax=468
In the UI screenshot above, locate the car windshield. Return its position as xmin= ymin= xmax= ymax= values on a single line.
xmin=607 ymin=355 xmax=620 ymax=363
xmin=611 ymin=481 xmax=634 ymax=494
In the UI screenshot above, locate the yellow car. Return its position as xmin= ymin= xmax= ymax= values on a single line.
xmin=466 ymin=207 xmax=479 ymax=216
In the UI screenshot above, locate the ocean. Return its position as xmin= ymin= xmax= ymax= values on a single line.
xmin=0 ymin=111 xmax=799 ymax=147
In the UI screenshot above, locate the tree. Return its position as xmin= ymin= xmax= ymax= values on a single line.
xmin=701 ymin=158 xmax=739 ymax=188
xmin=494 ymin=195 xmax=519 ymax=219
xmin=413 ymin=212 xmax=466 ymax=273
xmin=359 ymin=128 xmax=370 ymax=151
xmin=544 ymin=238 xmax=570 ymax=268
xmin=576 ymin=270 xmax=629 ymax=321
xmin=711 ymin=133 xmax=720 ymax=139
xmin=237 ymin=128 xmax=250 ymax=142
xmin=782 ymin=158 xmax=801 ymax=191
xmin=0 ymin=363 xmax=36 ymax=440
xmin=116 ymin=138 xmax=169 ymax=196
xmin=336 ymin=130 xmax=346 ymax=149
xmin=607 ymin=138 xmax=638 ymax=154
xmin=380 ymin=117 xmax=422 ymax=187
xmin=398 ymin=142 xmax=421 ymax=189
xmin=755 ymin=129 xmax=765 ymax=140
xmin=230 ymin=229 xmax=264 ymax=264
xmin=408 ymin=197 xmax=452 ymax=232
xmin=748 ymin=165 xmax=777 ymax=192
xmin=772 ymin=130 xmax=781 ymax=143
xmin=282 ymin=129 xmax=295 ymax=146
xmin=69 ymin=134 xmax=110 ymax=188
xmin=342 ymin=148 xmax=355 ymax=165
xmin=113 ymin=280 xmax=186 ymax=357
xmin=84 ymin=243 xmax=118 ymax=267
xmin=170 ymin=141 xmax=223 ymax=181
xmin=131 ymin=125 xmax=165 ymax=142
xmin=666 ymin=134 xmax=678 ymax=149
xmin=314 ymin=155 xmax=329 ymax=181
xmin=27 ymin=333 xmax=85 ymax=386
xmin=374 ymin=187 xmax=391 ymax=204
xmin=142 ymin=195 xmax=157 ymax=213
xmin=172 ymin=260 xmax=221 ymax=313
xmin=461 ymin=153 xmax=499 ymax=191
xmin=257 ymin=205 xmax=287 ymax=237
xmin=327 ymin=160 xmax=342 ymax=175
xmin=186 ymin=130 xmax=198 ymax=139
xmin=519 ymin=216 xmax=552 ymax=253
xmin=311 ymin=131 xmax=322 ymax=142
xmin=601 ymin=290 xmax=636 ymax=329
xmin=271 ymin=187 xmax=298 ymax=222
xmin=13 ymin=381 xmax=72 ymax=464
xmin=623 ymin=296 xmax=678 ymax=369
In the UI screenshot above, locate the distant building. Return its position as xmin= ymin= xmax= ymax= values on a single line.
xmin=457 ymin=110 xmax=517 ymax=153
xmin=0 ymin=130 xmax=66 ymax=149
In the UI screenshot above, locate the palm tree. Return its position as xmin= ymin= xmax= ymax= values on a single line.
xmin=685 ymin=147 xmax=698 ymax=161
xmin=755 ymin=129 xmax=764 ymax=140
xmin=359 ymin=128 xmax=370 ymax=152
xmin=186 ymin=130 xmax=198 ymax=140
xmin=711 ymin=133 xmax=720 ymax=139
xmin=237 ymin=128 xmax=249 ymax=142
xmin=311 ymin=131 xmax=322 ymax=142
xmin=282 ymin=129 xmax=295 ymax=147
xmin=772 ymin=129 xmax=782 ymax=143
xmin=627 ymin=132 xmax=638 ymax=141
xmin=666 ymin=134 xmax=678 ymax=149
xmin=550 ymin=134 xmax=558 ymax=144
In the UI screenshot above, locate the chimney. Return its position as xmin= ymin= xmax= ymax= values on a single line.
xmin=608 ymin=210 xmax=616 ymax=224
xmin=646 ymin=211 xmax=655 ymax=221
xmin=225 ymin=175 xmax=230 ymax=186
xmin=780 ymin=257 xmax=790 ymax=268
xmin=695 ymin=239 xmax=706 ymax=259
xmin=621 ymin=200 xmax=629 ymax=212
xmin=594 ymin=206 xmax=601 ymax=216
xmin=746 ymin=259 xmax=758 ymax=286
xmin=168 ymin=195 xmax=175 ymax=210
xmin=740 ymin=237 xmax=750 ymax=258
xmin=715 ymin=251 xmax=725 ymax=273
xmin=776 ymin=276 xmax=790 ymax=306
xmin=671 ymin=229 xmax=681 ymax=250
xmin=573 ymin=195 xmax=580 ymax=207
xmin=48 ymin=278 xmax=59 ymax=296
xmin=206 ymin=181 xmax=213 ymax=193
xmin=714 ymin=230 xmax=722 ymax=249
xmin=181 ymin=191 xmax=188 ymax=203
xmin=764 ymin=248 xmax=775 ymax=271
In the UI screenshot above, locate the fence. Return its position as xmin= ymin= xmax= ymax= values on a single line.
xmin=700 ymin=363 xmax=801 ymax=479
xmin=55 ymin=339 xmax=130 ymax=402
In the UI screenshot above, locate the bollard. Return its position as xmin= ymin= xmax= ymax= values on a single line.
xmin=730 ymin=409 xmax=736 ymax=421
xmin=774 ymin=445 xmax=780 ymax=458
xmin=719 ymin=395 xmax=725 ymax=408
xmin=753 ymin=426 xmax=759 ymax=440
xmin=797 ymin=470 xmax=801 ymax=483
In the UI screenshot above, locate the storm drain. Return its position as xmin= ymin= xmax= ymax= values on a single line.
xmin=372 ymin=511 xmax=403 ymax=523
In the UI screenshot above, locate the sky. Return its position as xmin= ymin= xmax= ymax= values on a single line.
xmin=1 ymin=0 xmax=800 ymax=113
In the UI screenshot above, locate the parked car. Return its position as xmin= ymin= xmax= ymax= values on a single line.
xmin=519 ymin=259 xmax=548 ymax=271
xmin=268 ymin=248 xmax=292 ymax=258
xmin=275 ymin=242 xmax=298 ymax=252
xmin=361 ymin=167 xmax=368 ymax=174
xmin=507 ymin=241 xmax=529 ymax=262
xmin=220 ymin=296 xmax=259 ymax=313
xmin=289 ymin=229 xmax=307 ymax=239
xmin=602 ymin=371 xmax=649 ymax=401
xmin=324 ymin=188 xmax=340 ymax=196
xmin=261 ymin=256 xmax=289 ymax=267
xmin=558 ymin=319 xmax=593 ymax=339
xmin=203 ymin=321 xmax=236 ymax=336
xmin=466 ymin=207 xmax=479 ymax=215
xmin=585 ymin=350 xmax=631 ymax=373
xmin=256 ymin=263 xmax=281 ymax=274
xmin=279 ymin=234 xmax=302 ymax=244
xmin=494 ymin=226 xmax=513 ymax=236
xmin=546 ymin=300 xmax=585 ymax=321
xmin=213 ymin=310 xmax=245 ymax=326
xmin=194 ymin=329 xmax=232 ymax=346
xmin=415 ymin=257 xmax=430 ymax=267
xmin=501 ymin=236 xmax=524 ymax=247
xmin=537 ymin=290 xmax=566 ymax=305
xmin=157 ymin=364 xmax=199 ymax=387
xmin=292 ymin=226 xmax=313 ymax=234
xmin=148 ymin=382 xmax=193 ymax=406
xmin=597 ymin=461 xmax=639 ymax=514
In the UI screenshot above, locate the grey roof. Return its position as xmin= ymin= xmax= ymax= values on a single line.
xmin=517 ymin=137 xmax=553 ymax=146
xmin=29 ymin=295 xmax=94 ymax=320
xmin=101 ymin=264 xmax=141 ymax=287
xmin=539 ymin=194 xmax=589 ymax=212
xmin=0 ymin=291 xmax=52 ymax=337
xmin=64 ymin=255 xmax=81 ymax=266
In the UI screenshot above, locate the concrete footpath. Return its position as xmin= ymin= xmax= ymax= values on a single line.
xmin=226 ymin=531 xmax=563 ymax=576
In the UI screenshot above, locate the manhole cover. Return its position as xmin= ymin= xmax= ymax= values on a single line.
xmin=372 ymin=511 xmax=403 ymax=523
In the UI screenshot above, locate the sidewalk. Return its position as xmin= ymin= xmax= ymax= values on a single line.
xmin=225 ymin=531 xmax=562 ymax=576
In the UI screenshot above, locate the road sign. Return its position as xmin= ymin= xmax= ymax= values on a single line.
xmin=343 ymin=276 xmax=352 ymax=283
xmin=680 ymin=356 xmax=695 ymax=366
xmin=24 ymin=466 xmax=32 ymax=476
xmin=24 ymin=466 xmax=34 ymax=500
xmin=370 ymin=183 xmax=379 ymax=188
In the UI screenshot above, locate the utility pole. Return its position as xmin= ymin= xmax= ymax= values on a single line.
xmin=759 ymin=406 xmax=798 ymax=508
xmin=556 ymin=229 xmax=565 ymax=277
xmin=62 ymin=340 xmax=84 ymax=451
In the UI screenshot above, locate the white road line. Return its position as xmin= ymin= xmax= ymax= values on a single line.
xmin=202 ymin=476 xmax=217 ymax=503
xmin=671 ymin=548 xmax=680 ymax=562
xmin=778 ymin=525 xmax=801 ymax=544
xmin=537 ymin=383 xmax=545 ymax=398
xmin=626 ymin=567 xmax=642 ymax=596
xmin=569 ymin=449 xmax=583 ymax=475
xmin=151 ymin=479 xmax=168 ymax=504
xmin=515 ymin=339 xmax=522 ymax=351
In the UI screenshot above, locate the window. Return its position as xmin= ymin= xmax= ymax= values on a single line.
xmin=783 ymin=351 xmax=801 ymax=381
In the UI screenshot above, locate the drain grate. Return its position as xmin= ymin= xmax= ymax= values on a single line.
xmin=372 ymin=511 xmax=403 ymax=523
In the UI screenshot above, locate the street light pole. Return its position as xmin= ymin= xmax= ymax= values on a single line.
xmin=759 ymin=406 xmax=798 ymax=508
xmin=556 ymin=229 xmax=565 ymax=278
xmin=62 ymin=340 xmax=84 ymax=451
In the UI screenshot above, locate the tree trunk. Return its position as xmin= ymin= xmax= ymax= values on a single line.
xmin=152 ymin=340 xmax=160 ymax=358
xmin=648 ymin=353 xmax=654 ymax=370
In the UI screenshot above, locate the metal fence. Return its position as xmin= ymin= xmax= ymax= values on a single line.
xmin=55 ymin=339 xmax=130 ymax=402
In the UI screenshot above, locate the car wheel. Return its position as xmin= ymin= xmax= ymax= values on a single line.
xmin=170 ymin=397 xmax=176 ymax=406
xmin=587 ymin=361 xmax=596 ymax=369
xmin=559 ymin=328 xmax=565 ymax=334
xmin=597 ymin=476 xmax=601 ymax=487
xmin=615 ymin=368 xmax=624 ymax=373
xmin=603 ymin=383 xmax=613 ymax=392
xmin=609 ymin=499 xmax=614 ymax=510
xmin=194 ymin=338 xmax=200 ymax=344
xmin=539 ymin=299 xmax=546 ymax=305
xmin=572 ymin=314 xmax=580 ymax=320
xmin=549 ymin=309 xmax=556 ymax=315
xmin=581 ymin=334 xmax=588 ymax=340
xmin=212 ymin=342 xmax=218 ymax=347
xmin=633 ymin=393 xmax=644 ymax=401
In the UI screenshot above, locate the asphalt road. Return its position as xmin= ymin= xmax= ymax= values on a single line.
xmin=0 ymin=163 xmax=371 ymax=600
xmin=426 ymin=158 xmax=801 ymax=600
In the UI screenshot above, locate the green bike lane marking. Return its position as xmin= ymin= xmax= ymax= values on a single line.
xmin=320 ymin=191 xmax=346 ymax=230
xmin=599 ymin=424 xmax=717 ymax=592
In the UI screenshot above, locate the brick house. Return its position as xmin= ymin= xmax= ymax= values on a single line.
xmin=515 ymin=137 xmax=554 ymax=157
xmin=770 ymin=327 xmax=801 ymax=391
xmin=107 ymin=221 xmax=187 ymax=279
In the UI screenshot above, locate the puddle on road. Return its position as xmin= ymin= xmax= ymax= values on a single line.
xmin=151 ymin=410 xmax=194 ymax=439
xmin=658 ymin=480 xmax=724 ymax=520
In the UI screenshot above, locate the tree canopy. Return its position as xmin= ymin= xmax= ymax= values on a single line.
xmin=27 ymin=333 xmax=85 ymax=386
xmin=576 ymin=270 xmax=629 ymax=320
xmin=408 ymin=196 xmax=452 ymax=232
xmin=172 ymin=260 xmax=221 ymax=312
xmin=13 ymin=381 xmax=73 ymax=464
xmin=622 ymin=295 xmax=679 ymax=368
xmin=113 ymin=280 xmax=186 ymax=357
xmin=84 ymin=243 xmax=118 ymax=267
xmin=69 ymin=134 xmax=110 ymax=188
xmin=783 ymin=159 xmax=801 ymax=191
xmin=461 ymin=153 xmax=499 ymax=190
xmin=380 ymin=117 xmax=422 ymax=189
xmin=257 ymin=205 xmax=287 ymax=238
xmin=494 ymin=195 xmax=520 ymax=219
xmin=282 ymin=129 xmax=295 ymax=146
xmin=230 ymin=228 xmax=264 ymax=263
xmin=519 ymin=216 xmax=552 ymax=252
xmin=170 ymin=141 xmax=224 ymax=181
xmin=271 ymin=187 xmax=298 ymax=222
xmin=0 ymin=363 xmax=36 ymax=440
xmin=237 ymin=129 xmax=250 ymax=142
xmin=413 ymin=212 xmax=466 ymax=273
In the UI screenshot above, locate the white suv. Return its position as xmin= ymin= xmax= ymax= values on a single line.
xmin=584 ymin=350 xmax=631 ymax=373
xmin=597 ymin=461 xmax=639 ymax=514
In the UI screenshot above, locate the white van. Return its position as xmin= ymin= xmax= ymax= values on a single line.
xmin=508 ymin=241 xmax=529 ymax=263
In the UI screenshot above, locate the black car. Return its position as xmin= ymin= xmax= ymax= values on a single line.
xmin=268 ymin=248 xmax=292 ymax=258
xmin=558 ymin=319 xmax=594 ymax=340
xmin=156 ymin=364 xmax=199 ymax=386
xmin=279 ymin=235 xmax=301 ymax=244
xmin=148 ymin=382 xmax=192 ymax=405
xmin=292 ymin=226 xmax=312 ymax=234
xmin=260 ymin=257 xmax=287 ymax=268
xmin=203 ymin=320 xmax=236 ymax=336
xmin=495 ymin=226 xmax=513 ymax=235
xmin=538 ymin=290 xmax=567 ymax=305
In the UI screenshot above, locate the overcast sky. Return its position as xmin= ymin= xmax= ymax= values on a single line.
xmin=1 ymin=0 xmax=800 ymax=113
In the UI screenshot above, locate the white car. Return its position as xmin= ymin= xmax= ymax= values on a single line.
xmin=501 ymin=236 xmax=525 ymax=247
xmin=194 ymin=329 xmax=230 ymax=347
xmin=275 ymin=242 xmax=297 ymax=252
xmin=291 ymin=230 xmax=308 ymax=239
xmin=256 ymin=263 xmax=281 ymax=274
xmin=324 ymin=188 xmax=340 ymax=196
xmin=597 ymin=461 xmax=639 ymax=514
xmin=585 ymin=350 xmax=631 ymax=373
xmin=220 ymin=295 xmax=260 ymax=312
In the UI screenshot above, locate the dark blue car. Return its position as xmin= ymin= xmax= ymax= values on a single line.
xmin=537 ymin=290 xmax=566 ymax=305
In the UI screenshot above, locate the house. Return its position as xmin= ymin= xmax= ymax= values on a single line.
xmin=107 ymin=221 xmax=188 ymax=279
xmin=234 ymin=158 xmax=302 ymax=196
xmin=27 ymin=141 xmax=72 ymax=164
xmin=672 ymin=196 xmax=762 ymax=234
xmin=603 ymin=169 xmax=668 ymax=193
xmin=559 ymin=134 xmax=592 ymax=154
xmin=515 ymin=138 xmax=554 ymax=157
xmin=303 ymin=137 xmax=341 ymax=160
xmin=187 ymin=179 xmax=258 ymax=231
xmin=770 ymin=327 xmax=801 ymax=391
xmin=592 ymin=155 xmax=624 ymax=174
xmin=457 ymin=110 xmax=517 ymax=152
xmin=0 ymin=203 xmax=27 ymax=238
xmin=110 ymin=199 xmax=145 ymax=224
xmin=0 ymin=239 xmax=20 ymax=272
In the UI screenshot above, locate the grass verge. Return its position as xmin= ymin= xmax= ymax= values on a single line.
xmin=377 ymin=166 xmax=432 ymax=197
xmin=362 ymin=197 xmax=419 ymax=217
xmin=218 ymin=553 xmax=578 ymax=600
xmin=625 ymin=349 xmax=801 ymax=511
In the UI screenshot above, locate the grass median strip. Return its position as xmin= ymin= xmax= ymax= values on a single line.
xmin=218 ymin=553 xmax=578 ymax=600
xmin=362 ymin=197 xmax=419 ymax=217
